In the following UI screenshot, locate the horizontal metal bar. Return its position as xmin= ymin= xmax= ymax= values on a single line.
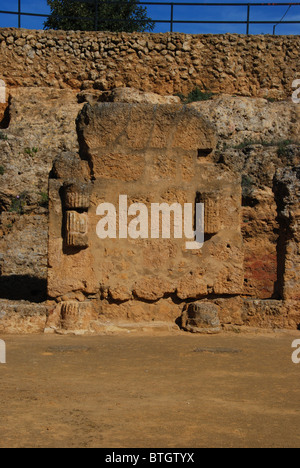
xmin=139 ymin=1 xmax=300 ymax=4
xmin=154 ymin=19 xmax=300 ymax=23
xmin=0 ymin=10 xmax=298 ymax=25
xmin=173 ymin=20 xmax=300 ymax=23
xmin=2 ymin=1 xmax=300 ymax=11
xmin=0 ymin=2 xmax=299 ymax=32
xmin=71 ymin=1 xmax=300 ymax=5
xmin=0 ymin=11 xmax=49 ymax=18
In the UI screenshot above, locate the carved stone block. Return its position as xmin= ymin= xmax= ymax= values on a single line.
xmin=65 ymin=211 xmax=88 ymax=248
xmin=60 ymin=301 xmax=97 ymax=331
xmin=181 ymin=302 xmax=221 ymax=334
xmin=197 ymin=192 xmax=221 ymax=234
xmin=52 ymin=152 xmax=89 ymax=181
xmin=48 ymin=103 xmax=243 ymax=313
xmin=63 ymin=181 xmax=90 ymax=210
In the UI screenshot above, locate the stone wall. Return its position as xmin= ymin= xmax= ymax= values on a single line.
xmin=0 ymin=88 xmax=82 ymax=299
xmin=0 ymin=86 xmax=299 ymax=333
xmin=0 ymin=28 xmax=299 ymax=334
xmin=43 ymin=99 xmax=299 ymax=334
xmin=274 ymin=167 xmax=300 ymax=301
xmin=47 ymin=103 xmax=244 ymax=330
xmin=0 ymin=28 xmax=299 ymax=98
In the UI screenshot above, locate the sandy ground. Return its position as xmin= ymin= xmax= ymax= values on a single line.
xmin=0 ymin=329 xmax=300 ymax=448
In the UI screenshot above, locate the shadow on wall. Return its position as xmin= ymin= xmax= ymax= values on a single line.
xmin=0 ymin=102 xmax=10 ymax=128
xmin=0 ymin=275 xmax=47 ymax=303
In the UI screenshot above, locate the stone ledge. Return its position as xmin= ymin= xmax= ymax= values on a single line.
xmin=242 ymin=299 xmax=300 ymax=330
xmin=46 ymin=320 xmax=181 ymax=336
xmin=0 ymin=300 xmax=49 ymax=333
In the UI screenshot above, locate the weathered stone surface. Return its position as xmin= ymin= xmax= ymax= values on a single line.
xmin=0 ymin=88 xmax=83 ymax=303
xmin=63 ymin=182 xmax=91 ymax=210
xmin=133 ymin=278 xmax=175 ymax=302
xmin=0 ymin=300 xmax=48 ymax=333
xmin=60 ymin=301 xmax=97 ymax=331
xmin=107 ymin=87 xmax=181 ymax=105
xmin=2 ymin=88 xmax=299 ymax=308
xmin=49 ymin=102 xmax=243 ymax=311
xmin=197 ymin=192 xmax=221 ymax=235
xmin=190 ymin=95 xmax=300 ymax=148
xmin=0 ymin=57 xmax=299 ymax=333
xmin=0 ymin=29 xmax=299 ymax=98
xmin=0 ymin=212 xmax=48 ymax=305
xmin=242 ymin=299 xmax=300 ymax=330
xmin=77 ymin=102 xmax=217 ymax=156
xmin=52 ymin=152 xmax=90 ymax=181
xmin=274 ymin=167 xmax=300 ymax=301
xmin=181 ymin=302 xmax=221 ymax=334
xmin=65 ymin=211 xmax=88 ymax=248
xmin=95 ymin=297 xmax=183 ymax=324
xmin=192 ymin=96 xmax=300 ymax=300
xmin=44 ymin=300 xmax=98 ymax=333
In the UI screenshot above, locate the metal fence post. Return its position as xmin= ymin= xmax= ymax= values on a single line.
xmin=246 ymin=4 xmax=250 ymax=34
xmin=18 ymin=0 xmax=21 ymax=28
xmin=0 ymin=2 xmax=299 ymax=34
xmin=95 ymin=0 xmax=98 ymax=30
xmin=170 ymin=3 xmax=174 ymax=32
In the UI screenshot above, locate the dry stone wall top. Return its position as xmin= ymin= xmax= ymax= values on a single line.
xmin=0 ymin=28 xmax=299 ymax=98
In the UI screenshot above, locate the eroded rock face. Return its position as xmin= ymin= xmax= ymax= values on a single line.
xmin=191 ymin=96 xmax=300 ymax=300
xmin=274 ymin=167 xmax=300 ymax=301
xmin=106 ymin=87 xmax=181 ymax=105
xmin=1 ymin=87 xmax=299 ymax=334
xmin=48 ymin=102 xmax=243 ymax=329
xmin=0 ymin=88 xmax=82 ymax=293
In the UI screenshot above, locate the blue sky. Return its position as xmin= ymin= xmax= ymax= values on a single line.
xmin=0 ymin=0 xmax=299 ymax=34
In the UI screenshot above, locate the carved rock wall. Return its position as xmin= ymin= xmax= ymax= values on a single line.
xmin=48 ymin=103 xmax=243 ymax=326
xmin=274 ymin=167 xmax=300 ymax=301
xmin=0 ymin=85 xmax=299 ymax=333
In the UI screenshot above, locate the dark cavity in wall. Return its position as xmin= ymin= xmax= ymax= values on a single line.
xmin=0 ymin=275 xmax=47 ymax=303
xmin=0 ymin=96 xmax=11 ymax=129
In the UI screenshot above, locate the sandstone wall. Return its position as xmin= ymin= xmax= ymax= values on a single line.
xmin=0 ymin=28 xmax=299 ymax=333
xmin=0 ymin=86 xmax=299 ymax=333
xmin=274 ymin=167 xmax=300 ymax=301
xmin=48 ymin=104 xmax=243 ymax=320
xmin=0 ymin=28 xmax=299 ymax=98
xmin=0 ymin=88 xmax=82 ymax=297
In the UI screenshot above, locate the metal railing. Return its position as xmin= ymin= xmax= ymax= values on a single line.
xmin=0 ymin=1 xmax=300 ymax=34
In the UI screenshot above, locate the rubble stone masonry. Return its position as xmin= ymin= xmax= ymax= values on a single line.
xmin=0 ymin=28 xmax=299 ymax=98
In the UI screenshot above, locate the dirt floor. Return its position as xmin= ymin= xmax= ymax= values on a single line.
xmin=0 ymin=329 xmax=300 ymax=448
